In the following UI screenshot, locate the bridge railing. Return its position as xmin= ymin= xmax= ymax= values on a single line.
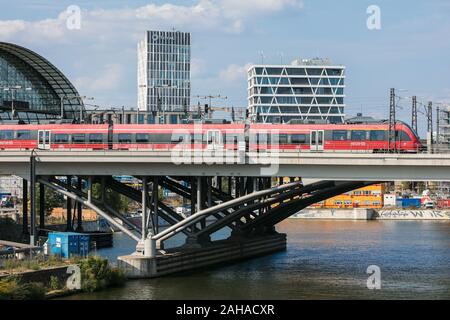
xmin=4 ymin=144 xmax=450 ymax=154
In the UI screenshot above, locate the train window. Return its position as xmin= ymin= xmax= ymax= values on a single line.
xmin=351 ymin=130 xmax=367 ymax=141
xmin=54 ymin=134 xmax=69 ymax=143
xmin=117 ymin=134 xmax=131 ymax=143
xmin=370 ymin=130 xmax=386 ymax=141
xmin=279 ymin=134 xmax=288 ymax=144
xmin=395 ymin=130 xmax=411 ymax=141
xmin=191 ymin=133 xmax=203 ymax=143
xmin=226 ymin=135 xmax=238 ymax=144
xmin=171 ymin=135 xmax=184 ymax=143
xmin=136 ymin=133 xmax=149 ymax=143
xmin=291 ymin=134 xmax=307 ymax=144
xmin=16 ymin=130 xmax=31 ymax=140
xmin=0 ymin=130 xmax=13 ymax=140
xmin=150 ymin=134 xmax=172 ymax=143
xmin=72 ymin=134 xmax=85 ymax=143
xmin=89 ymin=134 xmax=103 ymax=143
xmin=332 ymin=130 xmax=348 ymax=141
xmin=256 ymin=133 xmax=270 ymax=144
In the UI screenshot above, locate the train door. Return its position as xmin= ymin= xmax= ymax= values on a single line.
xmin=310 ymin=130 xmax=324 ymax=151
xmin=38 ymin=130 xmax=51 ymax=150
xmin=206 ymin=130 xmax=222 ymax=150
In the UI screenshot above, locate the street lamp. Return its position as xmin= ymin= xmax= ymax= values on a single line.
xmin=1 ymin=85 xmax=32 ymax=120
xmin=84 ymin=103 xmax=101 ymax=124
xmin=60 ymin=95 xmax=94 ymax=122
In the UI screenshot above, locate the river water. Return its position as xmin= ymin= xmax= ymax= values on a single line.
xmin=64 ymin=220 xmax=450 ymax=300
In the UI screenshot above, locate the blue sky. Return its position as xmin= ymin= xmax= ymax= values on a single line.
xmin=1 ymin=0 xmax=449 ymax=136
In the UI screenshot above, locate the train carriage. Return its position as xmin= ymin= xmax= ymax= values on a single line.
xmin=111 ymin=124 xmax=246 ymax=150
xmin=249 ymin=122 xmax=420 ymax=153
xmin=0 ymin=124 xmax=109 ymax=150
xmin=0 ymin=121 xmax=421 ymax=153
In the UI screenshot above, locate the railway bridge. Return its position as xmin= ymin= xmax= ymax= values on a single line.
xmin=2 ymin=150 xmax=450 ymax=277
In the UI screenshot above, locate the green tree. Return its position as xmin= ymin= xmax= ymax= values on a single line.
xmin=35 ymin=186 xmax=65 ymax=216
xmin=92 ymin=184 xmax=131 ymax=213
xmin=79 ymin=256 xmax=125 ymax=292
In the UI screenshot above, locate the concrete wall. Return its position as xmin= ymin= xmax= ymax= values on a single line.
xmin=291 ymin=208 xmax=375 ymax=220
xmin=376 ymin=210 xmax=450 ymax=220
xmin=0 ymin=265 xmax=74 ymax=287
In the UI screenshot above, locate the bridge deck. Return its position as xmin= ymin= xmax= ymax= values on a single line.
xmin=1 ymin=150 xmax=450 ymax=181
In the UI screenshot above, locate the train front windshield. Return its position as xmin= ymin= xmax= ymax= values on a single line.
xmin=402 ymin=122 xmax=421 ymax=142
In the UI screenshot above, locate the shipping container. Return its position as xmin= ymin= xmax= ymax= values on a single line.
xmin=396 ymin=198 xmax=421 ymax=208
xmin=437 ymin=199 xmax=450 ymax=209
xmin=47 ymin=232 xmax=90 ymax=258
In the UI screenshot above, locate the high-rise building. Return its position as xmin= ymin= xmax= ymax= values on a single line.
xmin=137 ymin=30 xmax=191 ymax=124
xmin=439 ymin=106 xmax=450 ymax=148
xmin=247 ymin=58 xmax=346 ymax=124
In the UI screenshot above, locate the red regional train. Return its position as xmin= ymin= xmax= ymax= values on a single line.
xmin=0 ymin=121 xmax=421 ymax=152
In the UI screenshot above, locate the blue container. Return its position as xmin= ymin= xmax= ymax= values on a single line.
xmin=396 ymin=198 xmax=421 ymax=208
xmin=47 ymin=232 xmax=90 ymax=258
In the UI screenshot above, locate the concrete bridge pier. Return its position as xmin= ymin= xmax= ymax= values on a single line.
xmin=65 ymin=175 xmax=73 ymax=231
xmin=22 ymin=178 xmax=28 ymax=237
xmin=39 ymin=183 xmax=45 ymax=236
xmin=76 ymin=177 xmax=83 ymax=231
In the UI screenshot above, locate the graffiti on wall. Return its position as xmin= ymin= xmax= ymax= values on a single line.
xmin=377 ymin=210 xmax=450 ymax=220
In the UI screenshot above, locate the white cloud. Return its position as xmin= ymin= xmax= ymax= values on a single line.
xmin=0 ymin=1 xmax=304 ymax=107
xmin=0 ymin=20 xmax=26 ymax=38
xmin=220 ymin=0 xmax=304 ymax=18
xmin=219 ymin=63 xmax=253 ymax=83
xmin=0 ymin=0 xmax=305 ymax=43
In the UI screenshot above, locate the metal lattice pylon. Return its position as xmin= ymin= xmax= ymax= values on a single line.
xmin=388 ymin=88 xmax=396 ymax=152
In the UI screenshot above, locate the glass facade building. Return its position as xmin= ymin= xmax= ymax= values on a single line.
xmin=0 ymin=42 xmax=84 ymax=123
xmin=247 ymin=58 xmax=346 ymax=124
xmin=138 ymin=30 xmax=191 ymax=123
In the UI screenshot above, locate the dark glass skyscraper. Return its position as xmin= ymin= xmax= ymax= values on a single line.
xmin=138 ymin=30 xmax=191 ymax=123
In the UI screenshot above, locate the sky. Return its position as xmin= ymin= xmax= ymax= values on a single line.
xmin=1 ymin=0 xmax=450 ymax=137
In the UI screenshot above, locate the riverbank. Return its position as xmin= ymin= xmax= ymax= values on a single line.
xmin=0 ymin=255 xmax=126 ymax=300
xmin=290 ymin=208 xmax=450 ymax=220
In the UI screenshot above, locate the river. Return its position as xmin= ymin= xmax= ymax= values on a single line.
xmin=63 ymin=219 xmax=450 ymax=300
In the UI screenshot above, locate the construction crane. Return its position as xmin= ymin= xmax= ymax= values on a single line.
xmin=195 ymin=95 xmax=228 ymax=119
xmin=208 ymin=106 xmax=245 ymax=122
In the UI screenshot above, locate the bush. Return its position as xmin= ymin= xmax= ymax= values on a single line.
xmin=3 ymin=259 xmax=21 ymax=271
xmin=1 ymin=258 xmax=41 ymax=272
xmin=0 ymin=277 xmax=20 ymax=300
xmin=108 ymin=267 xmax=126 ymax=287
xmin=18 ymin=282 xmax=46 ymax=300
xmin=79 ymin=256 xmax=126 ymax=292
xmin=49 ymin=276 xmax=61 ymax=291
xmin=0 ymin=277 xmax=46 ymax=300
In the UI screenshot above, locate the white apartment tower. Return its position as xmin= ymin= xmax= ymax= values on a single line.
xmin=247 ymin=58 xmax=346 ymax=124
